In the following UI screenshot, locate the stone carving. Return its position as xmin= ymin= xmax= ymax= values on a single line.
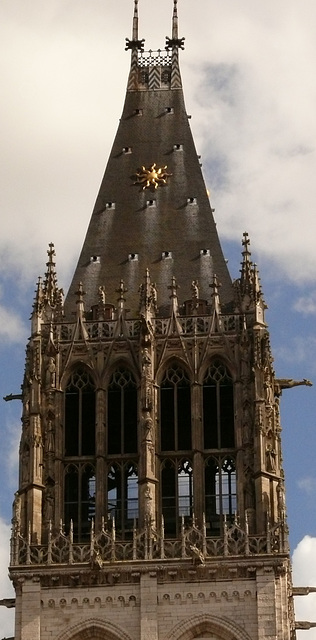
xmin=142 ymin=411 xmax=153 ymax=440
xmin=276 ymin=479 xmax=286 ymax=521
xmin=264 ymin=380 xmax=274 ymax=405
xmin=275 ymin=378 xmax=313 ymax=396
xmin=46 ymin=357 xmax=56 ymax=388
xmin=144 ymin=486 xmax=154 ymax=523
xmin=45 ymin=419 xmax=55 ymax=454
xmin=12 ymin=492 xmax=21 ymax=533
xmin=43 ymin=480 xmax=55 ymax=524
xmin=266 ymin=444 xmax=276 ymax=472
xmin=141 ymin=347 xmax=153 ymax=411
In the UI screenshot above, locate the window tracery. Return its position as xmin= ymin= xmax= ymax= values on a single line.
xmin=108 ymin=368 xmax=138 ymax=455
xmin=64 ymin=462 xmax=96 ymax=541
xmin=161 ymin=458 xmax=193 ymax=537
xmin=203 ymin=360 xmax=234 ymax=449
xmin=160 ymin=365 xmax=191 ymax=452
xmin=107 ymin=462 xmax=138 ymax=536
xmin=205 ymin=456 xmax=236 ymax=534
xmin=64 ymin=367 xmax=96 ymax=457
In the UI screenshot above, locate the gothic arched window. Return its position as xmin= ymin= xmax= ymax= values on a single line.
xmin=203 ymin=360 xmax=234 ymax=449
xmin=205 ymin=456 xmax=236 ymax=534
xmin=107 ymin=462 xmax=138 ymax=536
xmin=64 ymin=462 xmax=96 ymax=541
xmin=107 ymin=369 xmax=137 ymax=455
xmin=161 ymin=459 xmax=193 ymax=537
xmin=64 ymin=367 xmax=96 ymax=457
xmin=160 ymin=365 xmax=191 ymax=452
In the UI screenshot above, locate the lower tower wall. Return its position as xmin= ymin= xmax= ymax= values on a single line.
xmin=12 ymin=561 xmax=293 ymax=640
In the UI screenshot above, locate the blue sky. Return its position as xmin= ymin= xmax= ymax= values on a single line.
xmin=1 ymin=0 xmax=316 ymax=636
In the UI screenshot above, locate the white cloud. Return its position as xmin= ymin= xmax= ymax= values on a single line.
xmin=0 ymin=518 xmax=15 ymax=637
xmin=294 ymin=293 xmax=316 ymax=316
xmin=0 ymin=305 xmax=27 ymax=345
xmin=293 ymin=536 xmax=316 ymax=640
xmin=275 ymin=336 xmax=316 ymax=370
xmin=298 ymin=478 xmax=316 ymax=496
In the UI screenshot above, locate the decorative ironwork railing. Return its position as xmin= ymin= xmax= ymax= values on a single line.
xmin=137 ymin=49 xmax=172 ymax=67
xmin=47 ymin=314 xmax=245 ymax=343
xmin=10 ymin=517 xmax=287 ymax=567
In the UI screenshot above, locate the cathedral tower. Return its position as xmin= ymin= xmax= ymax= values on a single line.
xmin=10 ymin=3 xmax=298 ymax=639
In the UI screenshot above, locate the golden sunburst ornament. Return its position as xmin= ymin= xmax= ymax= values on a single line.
xmin=134 ymin=163 xmax=172 ymax=190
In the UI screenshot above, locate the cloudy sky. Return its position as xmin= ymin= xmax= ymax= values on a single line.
xmin=1 ymin=0 xmax=316 ymax=636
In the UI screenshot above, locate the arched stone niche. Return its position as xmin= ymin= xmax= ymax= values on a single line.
xmin=166 ymin=613 xmax=253 ymax=640
xmin=56 ymin=618 xmax=134 ymax=640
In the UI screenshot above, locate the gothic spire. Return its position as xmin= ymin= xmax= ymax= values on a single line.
xmin=64 ymin=0 xmax=233 ymax=318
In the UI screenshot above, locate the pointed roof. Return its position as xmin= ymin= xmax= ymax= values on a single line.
xmin=64 ymin=2 xmax=233 ymax=318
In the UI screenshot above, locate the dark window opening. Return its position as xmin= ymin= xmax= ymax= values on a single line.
xmin=64 ymin=463 xmax=95 ymax=541
xmin=161 ymin=459 xmax=193 ymax=537
xmin=65 ymin=368 xmax=96 ymax=457
xmin=203 ymin=360 xmax=234 ymax=450
xmin=205 ymin=456 xmax=236 ymax=535
xmin=107 ymin=462 xmax=138 ymax=536
xmin=160 ymin=366 xmax=191 ymax=452
xmin=107 ymin=369 xmax=137 ymax=455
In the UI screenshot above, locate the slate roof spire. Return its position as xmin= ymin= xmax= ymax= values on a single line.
xmin=64 ymin=1 xmax=233 ymax=319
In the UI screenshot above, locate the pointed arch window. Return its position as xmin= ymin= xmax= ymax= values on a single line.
xmin=107 ymin=369 xmax=137 ymax=455
xmin=205 ymin=456 xmax=236 ymax=534
xmin=203 ymin=360 xmax=234 ymax=449
xmin=161 ymin=459 xmax=193 ymax=537
xmin=107 ymin=462 xmax=138 ymax=536
xmin=64 ymin=462 xmax=96 ymax=541
xmin=64 ymin=367 xmax=96 ymax=457
xmin=160 ymin=365 xmax=191 ymax=452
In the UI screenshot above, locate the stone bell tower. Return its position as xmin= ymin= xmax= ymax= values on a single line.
xmin=9 ymin=2 xmax=301 ymax=639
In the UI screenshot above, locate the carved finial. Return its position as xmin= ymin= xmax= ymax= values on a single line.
xmin=168 ymin=275 xmax=178 ymax=299
xmin=240 ymin=232 xmax=252 ymax=284
xmin=117 ymin=279 xmax=127 ymax=314
xmin=168 ymin=276 xmax=179 ymax=315
xmin=98 ymin=285 xmax=106 ymax=306
xmin=210 ymin=273 xmax=222 ymax=316
xmin=33 ymin=276 xmax=44 ymax=313
xmin=43 ymin=242 xmax=59 ymax=306
xmin=139 ymin=269 xmax=157 ymax=316
xmin=75 ymin=282 xmax=85 ymax=318
xmin=191 ymin=280 xmax=199 ymax=314
xmin=117 ymin=279 xmax=127 ymax=301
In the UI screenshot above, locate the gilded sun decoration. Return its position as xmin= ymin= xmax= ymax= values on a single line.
xmin=134 ymin=163 xmax=172 ymax=190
